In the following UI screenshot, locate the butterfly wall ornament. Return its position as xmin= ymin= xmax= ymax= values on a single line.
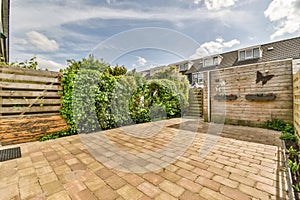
xmin=256 ymin=71 xmax=274 ymax=85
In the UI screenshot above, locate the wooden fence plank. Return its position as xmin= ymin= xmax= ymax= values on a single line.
xmin=0 ymin=106 xmax=61 ymax=114
xmin=0 ymin=66 xmax=61 ymax=77
xmin=2 ymin=99 xmax=61 ymax=105
xmin=0 ymin=81 xmax=62 ymax=90
xmin=0 ymin=73 xmax=59 ymax=83
xmin=0 ymin=91 xmax=60 ymax=97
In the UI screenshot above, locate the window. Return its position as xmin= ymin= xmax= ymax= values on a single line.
xmin=240 ymin=51 xmax=245 ymax=60
xmin=204 ymin=56 xmax=222 ymax=67
xmin=239 ymin=47 xmax=261 ymax=61
xmin=204 ymin=58 xmax=213 ymax=67
xmin=192 ymin=72 xmax=204 ymax=84
xmin=253 ymin=48 xmax=260 ymax=57
xmin=179 ymin=63 xmax=188 ymax=71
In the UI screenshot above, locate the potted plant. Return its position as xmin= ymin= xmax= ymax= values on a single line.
xmin=214 ymin=94 xmax=237 ymax=101
xmin=245 ymin=93 xmax=276 ymax=101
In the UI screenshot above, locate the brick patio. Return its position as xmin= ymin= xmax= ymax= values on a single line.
xmin=0 ymin=118 xmax=289 ymax=199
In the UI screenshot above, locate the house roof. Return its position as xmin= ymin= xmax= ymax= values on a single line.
xmin=189 ymin=36 xmax=300 ymax=74
xmin=139 ymin=36 xmax=300 ymax=77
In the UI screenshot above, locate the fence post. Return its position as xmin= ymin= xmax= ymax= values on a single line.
xmin=0 ymin=67 xmax=2 ymax=117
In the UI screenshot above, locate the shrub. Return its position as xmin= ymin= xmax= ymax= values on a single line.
xmin=280 ymin=132 xmax=299 ymax=142
xmin=264 ymin=119 xmax=286 ymax=131
xmin=129 ymin=81 xmax=181 ymax=123
xmin=40 ymin=58 xmax=189 ymax=141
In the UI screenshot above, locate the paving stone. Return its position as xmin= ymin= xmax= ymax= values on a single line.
xmin=96 ymin=168 xmax=114 ymax=179
xmin=19 ymin=174 xmax=38 ymax=188
xmin=220 ymin=185 xmax=251 ymax=200
xmin=256 ymin=182 xmax=276 ymax=195
xmin=105 ymin=175 xmax=126 ymax=190
xmin=224 ymin=166 xmax=247 ymax=176
xmin=179 ymin=190 xmax=204 ymax=200
xmin=204 ymin=160 xmax=225 ymax=169
xmin=199 ymin=187 xmax=232 ymax=200
xmin=53 ymin=165 xmax=71 ymax=175
xmin=159 ymin=171 xmax=181 ymax=182
xmin=176 ymin=169 xmax=198 ymax=181
xmin=117 ymin=185 xmax=143 ymax=200
xmin=84 ymin=175 xmax=106 ymax=191
xmin=207 ymin=166 xmax=230 ymax=178
xmin=36 ymin=166 xmax=53 ymax=176
xmin=48 ymin=191 xmax=71 ymax=200
xmin=177 ymin=178 xmax=202 ymax=192
xmin=77 ymin=189 xmax=98 ymax=200
xmin=247 ymin=173 xmax=274 ymax=186
xmin=155 ymin=192 xmax=177 ymax=200
xmin=38 ymin=172 xmax=59 ymax=185
xmin=0 ymin=184 xmax=20 ymax=200
xmin=193 ymin=167 xmax=214 ymax=179
xmin=229 ymin=173 xmax=255 ymax=187
xmin=159 ymin=180 xmax=185 ymax=197
xmin=0 ymin=174 xmax=18 ymax=188
xmin=212 ymin=175 xmax=239 ymax=188
xmin=174 ymin=161 xmax=194 ymax=171
xmin=87 ymin=161 xmax=104 ymax=172
xmin=142 ymin=173 xmax=164 ymax=186
xmin=95 ymin=185 xmax=119 ymax=200
xmin=20 ymin=183 xmax=43 ymax=199
xmin=42 ymin=180 xmax=64 ymax=196
xmin=137 ymin=181 xmax=161 ymax=198
xmin=236 ymin=164 xmax=260 ymax=174
xmin=123 ymin=173 xmax=145 ymax=186
xmin=195 ymin=176 xmax=221 ymax=191
xmin=239 ymin=183 xmax=270 ymax=199
xmin=138 ymin=194 xmax=152 ymax=200
xmin=18 ymin=167 xmax=35 ymax=177
xmin=165 ymin=164 xmax=178 ymax=172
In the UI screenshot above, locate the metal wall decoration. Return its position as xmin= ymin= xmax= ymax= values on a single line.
xmin=256 ymin=71 xmax=274 ymax=85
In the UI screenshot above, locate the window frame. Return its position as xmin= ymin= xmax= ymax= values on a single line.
xmin=192 ymin=72 xmax=204 ymax=84
xmin=238 ymin=46 xmax=261 ymax=61
xmin=203 ymin=55 xmax=223 ymax=67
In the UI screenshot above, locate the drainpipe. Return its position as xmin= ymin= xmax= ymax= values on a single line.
xmin=207 ymin=71 xmax=211 ymax=122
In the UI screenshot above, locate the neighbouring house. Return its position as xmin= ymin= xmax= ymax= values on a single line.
xmin=0 ymin=0 xmax=9 ymax=62
xmin=141 ymin=36 xmax=300 ymax=127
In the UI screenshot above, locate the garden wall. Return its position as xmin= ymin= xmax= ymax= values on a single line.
xmin=0 ymin=66 xmax=68 ymax=145
xmin=206 ymin=59 xmax=293 ymax=126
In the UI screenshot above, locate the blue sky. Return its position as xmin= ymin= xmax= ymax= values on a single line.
xmin=10 ymin=0 xmax=300 ymax=71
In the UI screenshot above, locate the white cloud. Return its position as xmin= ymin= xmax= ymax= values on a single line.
xmin=13 ymin=38 xmax=28 ymax=45
xmin=26 ymin=31 xmax=59 ymax=52
xmin=190 ymin=38 xmax=240 ymax=59
xmin=204 ymin=0 xmax=238 ymax=10
xmin=11 ymin=2 xmax=237 ymax=34
xmin=189 ymin=47 xmax=209 ymax=60
xmin=194 ymin=0 xmax=202 ymax=5
xmin=137 ymin=56 xmax=147 ymax=66
xmin=201 ymin=40 xmax=224 ymax=54
xmin=36 ymin=57 xmax=65 ymax=71
xmin=223 ymin=39 xmax=240 ymax=48
xmin=264 ymin=0 xmax=300 ymax=39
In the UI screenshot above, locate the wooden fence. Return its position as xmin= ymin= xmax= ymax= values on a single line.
xmin=209 ymin=60 xmax=293 ymax=126
xmin=294 ymin=69 xmax=300 ymax=138
xmin=0 ymin=66 xmax=68 ymax=145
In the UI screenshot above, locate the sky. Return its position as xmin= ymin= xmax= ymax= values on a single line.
xmin=10 ymin=0 xmax=300 ymax=71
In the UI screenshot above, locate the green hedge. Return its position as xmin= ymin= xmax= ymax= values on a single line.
xmin=40 ymin=56 xmax=189 ymax=140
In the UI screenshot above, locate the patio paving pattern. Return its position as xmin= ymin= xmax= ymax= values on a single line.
xmin=0 ymin=118 xmax=289 ymax=199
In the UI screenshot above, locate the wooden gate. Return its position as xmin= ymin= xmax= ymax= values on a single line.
xmin=187 ymin=88 xmax=203 ymax=117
